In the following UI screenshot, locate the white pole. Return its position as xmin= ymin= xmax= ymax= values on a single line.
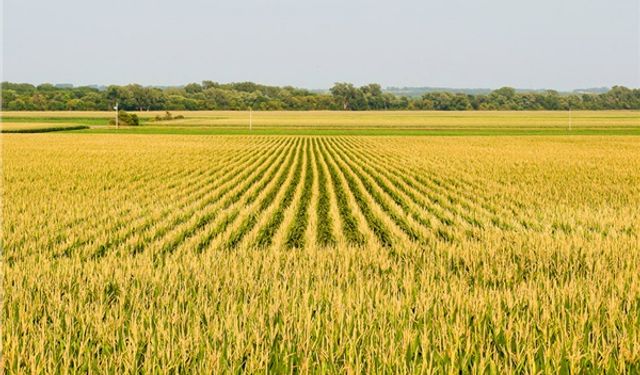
xmin=249 ymin=107 xmax=252 ymax=131
xmin=115 ymin=102 xmax=119 ymax=130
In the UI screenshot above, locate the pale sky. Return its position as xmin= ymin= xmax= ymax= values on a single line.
xmin=2 ymin=0 xmax=639 ymax=90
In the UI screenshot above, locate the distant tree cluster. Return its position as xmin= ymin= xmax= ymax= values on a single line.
xmin=412 ymin=86 xmax=640 ymax=110
xmin=1 ymin=81 xmax=639 ymax=111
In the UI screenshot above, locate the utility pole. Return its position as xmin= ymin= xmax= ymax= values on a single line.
xmin=114 ymin=102 xmax=119 ymax=130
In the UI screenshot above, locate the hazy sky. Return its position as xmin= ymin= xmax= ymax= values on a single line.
xmin=3 ymin=0 xmax=639 ymax=90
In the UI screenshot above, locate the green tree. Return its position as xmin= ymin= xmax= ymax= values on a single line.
xmin=330 ymin=82 xmax=359 ymax=110
xmin=184 ymin=83 xmax=203 ymax=94
xmin=110 ymin=110 xmax=140 ymax=126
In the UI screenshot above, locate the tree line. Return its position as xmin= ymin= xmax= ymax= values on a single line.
xmin=2 ymin=81 xmax=639 ymax=111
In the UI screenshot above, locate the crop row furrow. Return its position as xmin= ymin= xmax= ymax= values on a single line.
xmin=194 ymin=139 xmax=299 ymax=252
xmin=254 ymin=139 xmax=307 ymax=248
xmin=317 ymin=139 xmax=366 ymax=246
xmin=401 ymin=139 xmax=538 ymax=231
xmin=344 ymin=138 xmax=488 ymax=231
xmin=225 ymin=139 xmax=302 ymax=249
xmin=284 ymin=142 xmax=314 ymax=248
xmin=88 ymin=142 xmax=281 ymax=258
xmin=349 ymin=138 xmax=513 ymax=228
xmin=44 ymin=137 xmax=277 ymax=256
xmin=86 ymin=139 xmax=286 ymax=259
xmin=50 ymin=162 xmax=215 ymax=258
xmin=321 ymin=139 xmax=393 ymax=247
xmin=118 ymin=139 xmax=288 ymax=259
xmin=151 ymin=139 xmax=294 ymax=259
xmin=41 ymin=166 xmax=198 ymax=254
xmin=337 ymin=138 xmax=460 ymax=242
xmin=52 ymin=139 xmax=283 ymax=259
xmin=313 ymin=139 xmax=337 ymax=247
xmin=327 ymin=138 xmax=424 ymax=244
xmin=332 ymin=138 xmax=431 ymax=225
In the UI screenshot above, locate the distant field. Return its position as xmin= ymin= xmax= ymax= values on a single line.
xmin=2 ymin=110 xmax=639 ymax=135
xmin=3 ymin=131 xmax=640 ymax=372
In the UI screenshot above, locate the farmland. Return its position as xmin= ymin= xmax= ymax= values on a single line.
xmin=2 ymin=111 xmax=640 ymax=372
xmin=2 ymin=110 xmax=640 ymax=135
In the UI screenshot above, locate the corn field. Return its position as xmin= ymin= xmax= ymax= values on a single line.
xmin=3 ymin=133 xmax=640 ymax=373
